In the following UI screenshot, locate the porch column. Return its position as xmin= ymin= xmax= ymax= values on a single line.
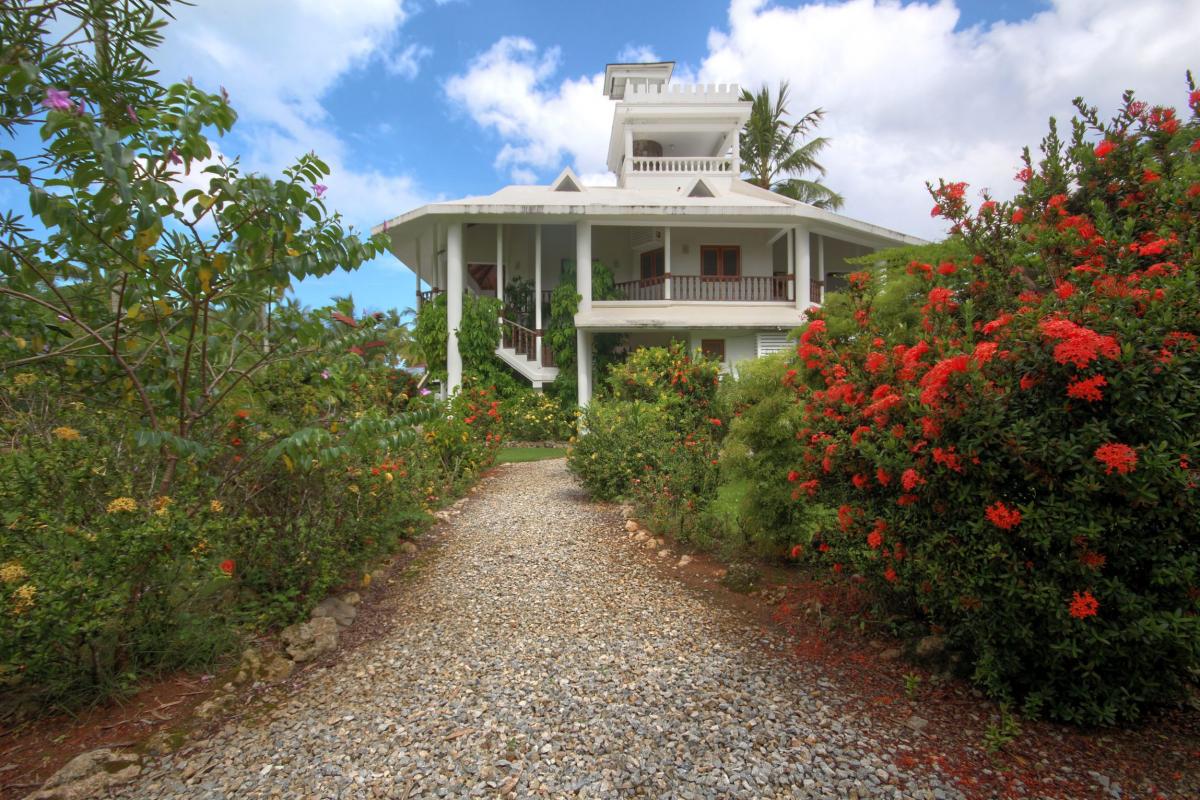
xmin=786 ymin=228 xmax=795 ymax=301
xmin=534 ymin=224 xmax=544 ymax=365
xmin=622 ymin=126 xmax=634 ymax=182
xmin=495 ymin=223 xmax=504 ymax=304
xmin=446 ymin=221 xmax=464 ymax=395
xmin=414 ymin=234 xmax=423 ymax=309
xmin=817 ymin=234 xmax=825 ymax=306
xmin=577 ymin=328 xmax=593 ymax=407
xmin=576 ymin=220 xmax=592 ymax=311
xmin=663 ymin=226 xmax=672 ymax=300
xmin=731 ymin=129 xmax=741 ymax=175
xmin=796 ymin=223 xmax=812 ymax=312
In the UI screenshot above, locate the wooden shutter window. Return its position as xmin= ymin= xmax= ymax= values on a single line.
xmin=699 ymin=245 xmax=740 ymax=279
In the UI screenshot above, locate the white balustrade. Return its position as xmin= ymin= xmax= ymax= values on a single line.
xmin=629 ymin=156 xmax=734 ymax=174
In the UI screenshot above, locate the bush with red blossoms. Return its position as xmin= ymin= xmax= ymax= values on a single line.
xmin=782 ymin=83 xmax=1200 ymax=724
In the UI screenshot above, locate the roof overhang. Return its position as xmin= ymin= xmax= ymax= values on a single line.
xmin=603 ymin=62 xmax=675 ymax=99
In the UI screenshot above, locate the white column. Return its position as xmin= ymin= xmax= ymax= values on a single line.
xmin=414 ymin=235 xmax=423 ymax=309
xmin=622 ymin=126 xmax=634 ymax=183
xmin=576 ymin=328 xmax=593 ymax=407
xmin=731 ymin=129 xmax=741 ymax=175
xmin=663 ymin=226 xmax=672 ymax=301
xmin=576 ymin=220 xmax=592 ymax=311
xmin=817 ymin=234 xmax=825 ymax=306
xmin=446 ymin=222 xmax=464 ymax=395
xmin=495 ymin=223 xmax=504 ymax=303
xmin=796 ymin=224 xmax=812 ymax=312
xmin=534 ymin=224 xmax=543 ymax=365
xmin=786 ymin=228 xmax=795 ymax=302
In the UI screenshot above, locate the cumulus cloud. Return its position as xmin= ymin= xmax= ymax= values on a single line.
xmin=444 ymin=37 xmax=614 ymax=182
xmin=152 ymin=0 xmax=429 ymax=232
xmin=445 ymin=0 xmax=1198 ymax=238
xmin=616 ymin=44 xmax=662 ymax=63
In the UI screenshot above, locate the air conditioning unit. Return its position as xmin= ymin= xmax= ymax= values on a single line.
xmin=631 ymin=227 xmax=664 ymax=252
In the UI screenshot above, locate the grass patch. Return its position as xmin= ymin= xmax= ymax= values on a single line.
xmin=497 ymin=446 xmax=568 ymax=463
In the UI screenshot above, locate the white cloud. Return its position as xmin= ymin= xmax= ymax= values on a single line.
xmin=152 ymin=0 xmax=429 ymax=233
xmin=616 ymin=44 xmax=661 ymax=63
xmin=444 ymin=0 xmax=1198 ymax=239
xmin=386 ymin=42 xmax=434 ymax=79
xmin=444 ymin=37 xmax=615 ymax=182
xmin=698 ymin=0 xmax=1200 ymax=238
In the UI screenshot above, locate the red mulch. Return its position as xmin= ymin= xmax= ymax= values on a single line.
xmin=650 ymin=538 xmax=1200 ymax=800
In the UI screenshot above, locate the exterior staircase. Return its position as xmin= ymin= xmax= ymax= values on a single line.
xmin=496 ymin=319 xmax=558 ymax=388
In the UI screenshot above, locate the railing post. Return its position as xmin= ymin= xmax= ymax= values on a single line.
xmin=534 ymin=223 xmax=543 ymax=366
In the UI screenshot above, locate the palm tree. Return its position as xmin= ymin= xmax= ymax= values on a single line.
xmin=739 ymin=81 xmax=844 ymax=210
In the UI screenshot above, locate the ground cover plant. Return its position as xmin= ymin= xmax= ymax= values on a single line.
xmin=0 ymin=1 xmax=501 ymax=714
xmin=779 ymin=82 xmax=1200 ymax=724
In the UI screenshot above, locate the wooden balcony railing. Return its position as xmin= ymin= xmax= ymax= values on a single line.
xmin=417 ymin=287 xmax=443 ymax=306
xmin=810 ymin=279 xmax=824 ymax=304
xmin=670 ymin=274 xmax=792 ymax=302
xmin=612 ymin=276 xmax=666 ymax=301
xmin=500 ymin=319 xmax=555 ymax=368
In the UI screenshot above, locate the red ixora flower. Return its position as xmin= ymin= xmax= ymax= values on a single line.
xmin=1068 ymin=590 xmax=1099 ymax=619
xmin=1093 ymin=139 xmax=1116 ymax=159
xmin=1066 ymin=374 xmax=1107 ymax=402
xmin=985 ymin=501 xmax=1022 ymax=530
xmin=901 ymin=468 xmax=925 ymax=491
xmin=790 ymin=544 xmax=804 ymax=559
xmin=1095 ymin=442 xmax=1137 ymax=475
xmin=220 ymin=559 xmax=235 ymax=575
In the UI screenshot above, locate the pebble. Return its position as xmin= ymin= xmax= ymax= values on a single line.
xmin=114 ymin=460 xmax=964 ymax=800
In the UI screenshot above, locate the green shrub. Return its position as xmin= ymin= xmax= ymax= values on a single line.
xmin=500 ymin=389 xmax=575 ymax=442
xmin=779 ymin=85 xmax=1200 ymax=723
xmin=570 ymin=344 xmax=726 ymax=543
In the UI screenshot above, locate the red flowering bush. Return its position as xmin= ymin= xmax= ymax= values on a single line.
xmin=782 ymin=84 xmax=1200 ymax=723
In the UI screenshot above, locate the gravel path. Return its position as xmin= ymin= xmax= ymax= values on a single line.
xmin=117 ymin=459 xmax=962 ymax=799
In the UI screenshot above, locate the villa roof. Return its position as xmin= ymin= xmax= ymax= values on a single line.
xmin=373 ymin=176 xmax=925 ymax=248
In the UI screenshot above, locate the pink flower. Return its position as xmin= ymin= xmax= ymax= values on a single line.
xmin=42 ymin=88 xmax=73 ymax=111
xmin=168 ymin=149 xmax=183 ymax=165
xmin=312 ymin=183 xmax=328 ymax=198
xmin=126 ymin=104 xmax=138 ymax=123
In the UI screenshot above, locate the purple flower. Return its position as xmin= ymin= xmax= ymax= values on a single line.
xmin=42 ymin=88 xmax=73 ymax=112
xmin=126 ymin=104 xmax=138 ymax=123
xmin=312 ymin=183 xmax=327 ymax=198
xmin=57 ymin=314 xmax=69 ymax=322
xmin=168 ymin=149 xmax=182 ymax=166
xmin=419 ymin=388 xmax=432 ymax=396
xmin=321 ymin=369 xmax=331 ymax=380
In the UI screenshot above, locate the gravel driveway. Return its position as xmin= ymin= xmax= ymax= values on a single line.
xmin=117 ymin=459 xmax=961 ymax=800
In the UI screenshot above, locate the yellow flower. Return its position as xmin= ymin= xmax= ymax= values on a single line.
xmin=0 ymin=562 xmax=27 ymax=584
xmin=106 ymin=497 xmax=138 ymax=514
xmin=52 ymin=426 xmax=82 ymax=441
xmin=153 ymin=496 xmax=173 ymax=516
xmin=384 ymin=472 xmax=394 ymax=482
xmin=191 ymin=538 xmax=209 ymax=556
xmin=348 ymin=484 xmax=360 ymax=494
xmin=13 ymin=372 xmax=37 ymax=387
xmin=209 ymin=499 xmax=224 ymax=513
xmin=11 ymin=583 xmax=36 ymax=614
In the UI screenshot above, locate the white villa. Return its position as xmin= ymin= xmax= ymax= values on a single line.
xmin=375 ymin=61 xmax=922 ymax=406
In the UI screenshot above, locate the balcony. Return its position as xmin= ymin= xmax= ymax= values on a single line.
xmin=629 ymin=156 xmax=733 ymax=175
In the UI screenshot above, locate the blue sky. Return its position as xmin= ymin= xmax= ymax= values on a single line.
xmin=11 ymin=1 xmax=1197 ymax=315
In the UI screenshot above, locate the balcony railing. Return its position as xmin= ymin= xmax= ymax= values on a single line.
xmin=608 ymin=274 xmax=794 ymax=302
xmin=501 ymin=318 xmax=555 ymax=368
xmin=417 ymin=287 xmax=443 ymax=306
xmin=810 ymin=279 xmax=824 ymax=304
xmin=629 ymin=156 xmax=734 ymax=174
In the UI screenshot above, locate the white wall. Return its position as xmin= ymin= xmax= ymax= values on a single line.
xmin=593 ymin=226 xmax=780 ymax=285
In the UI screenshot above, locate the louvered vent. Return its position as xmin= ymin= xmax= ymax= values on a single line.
xmin=756 ymin=332 xmax=790 ymax=357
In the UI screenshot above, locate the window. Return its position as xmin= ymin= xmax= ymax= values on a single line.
xmin=700 ymin=245 xmax=740 ymax=279
xmin=700 ymin=338 xmax=726 ymax=362
xmin=639 ymin=248 xmax=664 ymax=282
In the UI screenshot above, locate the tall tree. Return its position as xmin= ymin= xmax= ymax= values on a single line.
xmin=739 ymin=82 xmax=844 ymax=210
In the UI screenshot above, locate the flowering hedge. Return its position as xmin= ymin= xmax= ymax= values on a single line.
xmin=784 ymin=86 xmax=1200 ymax=723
